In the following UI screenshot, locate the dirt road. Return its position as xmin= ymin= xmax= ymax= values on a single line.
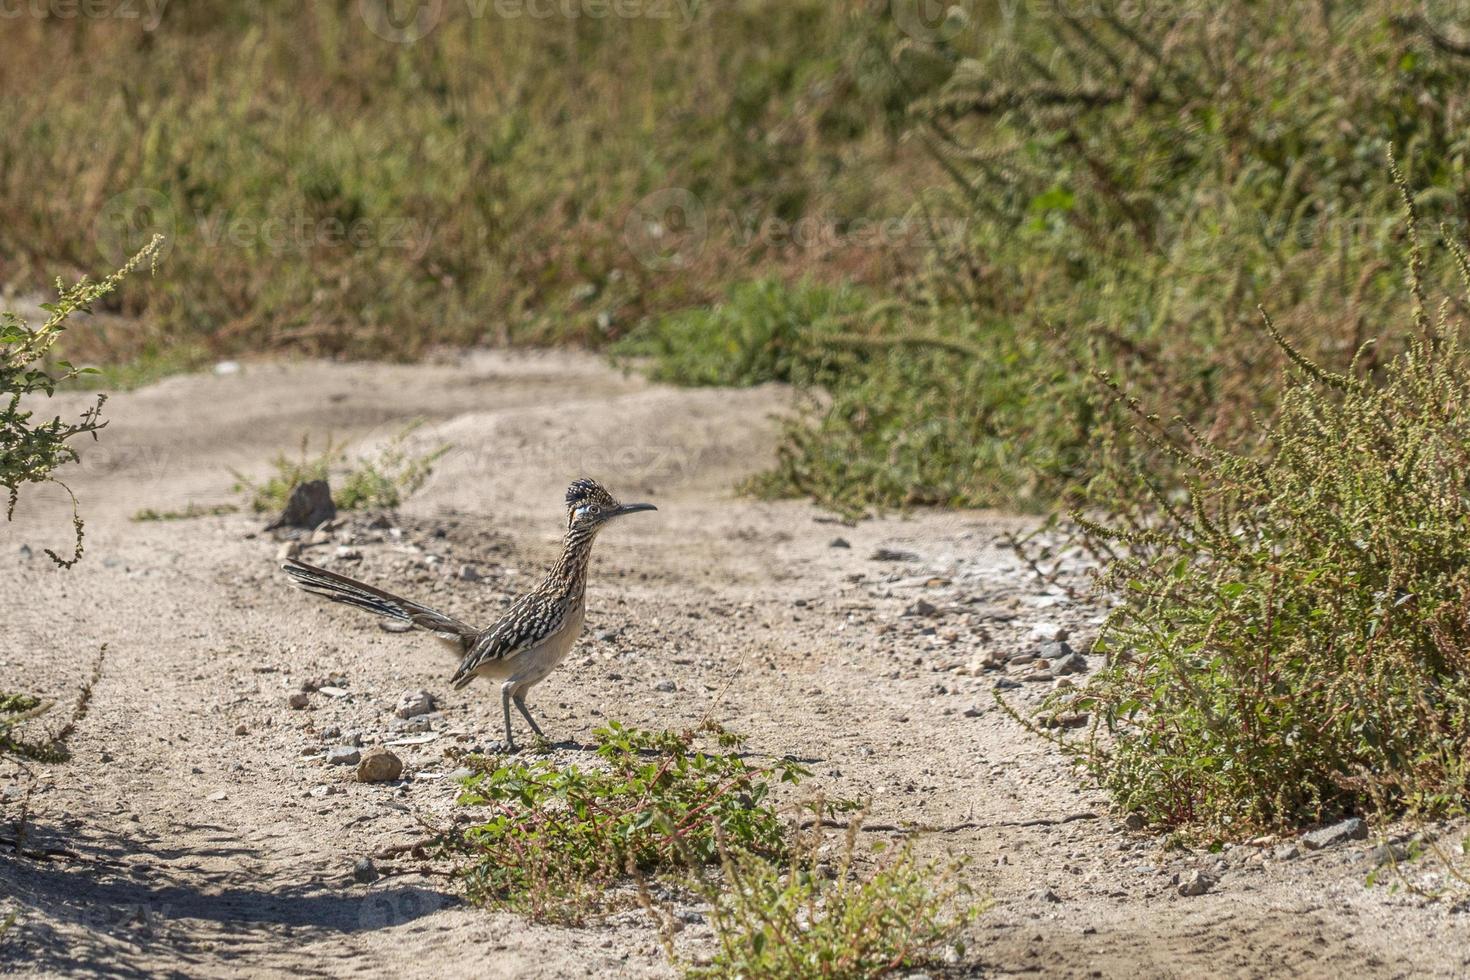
xmin=2 ymin=351 xmax=1464 ymax=977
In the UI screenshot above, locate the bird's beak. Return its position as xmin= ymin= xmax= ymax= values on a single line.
xmin=612 ymin=502 xmax=657 ymax=517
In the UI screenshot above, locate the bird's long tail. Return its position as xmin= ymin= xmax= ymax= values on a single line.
xmin=282 ymin=557 xmax=476 ymax=642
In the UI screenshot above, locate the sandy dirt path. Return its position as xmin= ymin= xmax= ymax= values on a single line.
xmin=2 ymin=350 xmax=1466 ymax=978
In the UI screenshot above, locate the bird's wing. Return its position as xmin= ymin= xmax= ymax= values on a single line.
xmin=450 ymin=592 xmax=573 ymax=688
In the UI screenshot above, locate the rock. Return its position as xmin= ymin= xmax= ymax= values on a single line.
xmin=871 ymin=547 xmax=919 ymax=562
xmin=234 ymin=724 xmax=249 ymax=736
xmin=962 ymin=705 xmax=985 ymax=718
xmin=356 ymin=747 xmax=403 ymax=783
xmin=458 ymin=564 xmax=484 ymax=582
xmin=264 ymin=479 xmax=336 ymax=532
xmin=391 ymin=714 xmax=434 ymax=734
xmin=1009 ymin=653 xmax=1037 ymax=666
xmin=326 ymin=746 xmax=361 ymax=766
xmin=654 ymin=679 xmax=678 ymax=693
xmin=287 ymin=692 xmax=310 ymax=710
xmin=1051 ymin=652 xmax=1088 ymax=677
xmin=1301 ymin=817 xmax=1367 ymax=850
xmin=993 ymin=677 xmax=1021 ymax=691
xmin=353 ymin=857 xmax=380 ymax=884
xmin=1029 ymin=887 xmax=1062 ymax=904
xmin=379 ymin=620 xmax=412 ymax=633
xmin=1369 ymin=842 xmax=1410 ymax=866
xmin=1272 ymin=843 xmax=1300 ymax=861
xmin=334 ymin=546 xmax=362 ymax=561
xmin=1030 ymin=623 xmax=1068 ymax=642
xmin=597 ymin=629 xmax=619 ymax=642
xmin=394 ymin=690 xmax=435 ymax=719
xmin=18 ymin=544 xmax=33 ymax=560
xmin=829 ymin=537 xmax=851 ymax=549
xmin=1123 ymin=813 xmax=1147 ymax=832
xmin=1039 ymin=640 xmax=1074 ymax=660
xmin=276 ymin=541 xmax=301 ymax=562
xmin=1177 ymin=870 xmax=1215 ymax=896
xmin=904 ymin=599 xmax=939 ymax=618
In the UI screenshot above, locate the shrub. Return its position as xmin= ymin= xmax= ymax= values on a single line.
xmin=232 ymin=424 xmax=447 ymax=514
xmin=448 ymin=722 xmax=807 ymax=923
xmin=1 ymin=238 xmax=162 ymax=566
xmin=687 ymin=817 xmax=978 ymax=979
xmin=1054 ymin=199 xmax=1470 ymax=837
xmin=617 ymin=279 xmax=868 ymax=388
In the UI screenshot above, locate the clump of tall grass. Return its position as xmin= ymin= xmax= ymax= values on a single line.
xmin=232 ymin=424 xmax=446 ymax=514
xmin=1054 ymin=190 xmax=1470 ymax=837
xmin=0 ymin=3 xmax=917 ymax=368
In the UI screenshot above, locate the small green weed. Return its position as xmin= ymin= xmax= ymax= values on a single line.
xmin=2 ymin=237 xmax=163 ymax=566
xmin=233 ymin=424 xmax=447 ymax=514
xmin=685 ymin=816 xmax=979 ymax=979
xmin=132 ymin=502 xmax=239 ymax=522
xmin=448 ymin=721 xmax=807 ymax=923
xmin=0 ymin=645 xmax=106 ymax=765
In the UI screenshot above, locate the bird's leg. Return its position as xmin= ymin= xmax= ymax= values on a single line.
xmin=500 ymin=682 xmax=518 ymax=752
xmin=512 ymin=693 xmax=546 ymax=739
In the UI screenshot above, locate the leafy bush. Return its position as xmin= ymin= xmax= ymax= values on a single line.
xmin=1054 ymin=203 xmax=1470 ymax=836
xmin=2 ymin=238 xmax=162 ymax=566
xmin=233 ymin=424 xmax=447 ymax=514
xmin=687 ymin=818 xmax=977 ymax=979
xmin=448 ymin=722 xmax=807 ymax=923
xmin=617 ymin=279 xmax=868 ymax=388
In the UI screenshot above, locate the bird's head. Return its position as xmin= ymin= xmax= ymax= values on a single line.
xmin=565 ymin=478 xmax=657 ymax=534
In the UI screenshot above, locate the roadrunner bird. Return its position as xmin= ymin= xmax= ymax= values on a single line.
xmin=281 ymin=478 xmax=656 ymax=749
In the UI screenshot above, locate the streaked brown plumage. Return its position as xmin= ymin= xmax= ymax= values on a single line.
xmin=282 ymin=478 xmax=656 ymax=749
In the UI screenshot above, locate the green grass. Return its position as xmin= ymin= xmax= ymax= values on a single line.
xmin=447 ymin=721 xmax=807 ymax=923
xmin=0 ymin=3 xmax=921 ymax=370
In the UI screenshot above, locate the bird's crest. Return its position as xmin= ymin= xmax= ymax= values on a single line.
xmin=566 ymin=478 xmax=617 ymax=509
